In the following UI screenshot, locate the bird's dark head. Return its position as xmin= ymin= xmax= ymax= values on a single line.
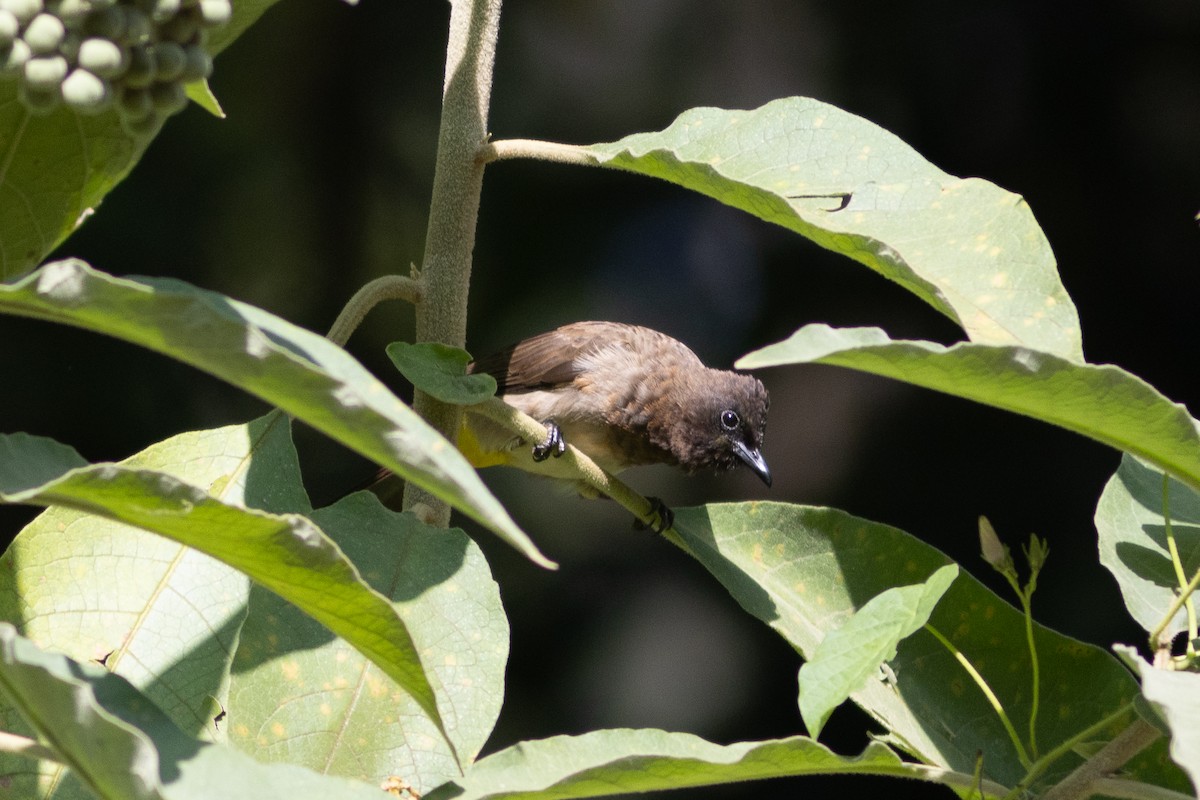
xmin=666 ymin=370 xmax=771 ymax=486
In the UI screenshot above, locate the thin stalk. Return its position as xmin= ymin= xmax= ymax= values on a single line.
xmin=924 ymin=623 xmax=1032 ymax=769
xmin=1157 ymin=474 xmax=1198 ymax=656
xmin=1004 ymin=703 xmax=1138 ymax=800
xmin=325 ymin=274 xmax=423 ymax=348
xmin=402 ymin=0 xmax=504 ymax=526
xmin=1018 ymin=588 xmax=1041 ymax=758
xmin=478 ymin=138 xmax=598 ymax=166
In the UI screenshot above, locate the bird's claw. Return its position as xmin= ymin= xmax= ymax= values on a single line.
xmin=531 ymin=421 xmax=566 ymax=462
xmin=634 ymin=496 xmax=674 ymax=534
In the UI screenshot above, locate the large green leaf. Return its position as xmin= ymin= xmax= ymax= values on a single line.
xmin=798 ymin=565 xmax=957 ymax=739
xmin=0 ymin=415 xmax=302 ymax=756
xmin=1096 ymin=455 xmax=1200 ymax=638
xmin=588 ymin=97 xmax=1081 ymax=359
xmin=665 ymin=502 xmax=1187 ymax=794
xmin=0 ymin=0 xmax=288 ymax=280
xmin=0 ymin=431 xmax=450 ymax=757
xmin=0 ymin=624 xmax=392 ymax=800
xmin=227 ymin=493 xmax=507 ymax=794
xmin=0 ymin=260 xmax=549 ymax=567
xmin=425 ymin=730 xmax=956 ymax=800
xmin=738 ymin=324 xmax=1200 ymax=494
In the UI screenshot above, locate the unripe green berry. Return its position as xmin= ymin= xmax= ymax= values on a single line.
xmin=197 ymin=0 xmax=228 ymax=26
xmin=116 ymin=83 xmax=150 ymax=118
xmin=0 ymin=9 xmax=18 ymax=48
xmin=149 ymin=78 xmax=184 ymax=113
xmin=53 ymin=0 xmax=92 ymax=25
xmin=84 ymin=4 xmax=124 ymax=39
xmin=120 ymin=110 xmax=159 ymax=137
xmin=1 ymin=36 xmax=30 ymax=74
xmin=121 ymin=7 xmax=149 ymax=44
xmin=150 ymin=0 xmax=178 ymax=22
xmin=179 ymin=41 xmax=208 ymax=81
xmin=152 ymin=39 xmax=183 ymax=80
xmin=61 ymin=67 xmax=109 ymax=111
xmin=123 ymin=42 xmax=153 ymax=86
xmin=18 ymin=81 xmax=59 ymax=113
xmin=157 ymin=6 xmax=197 ymax=43
xmin=20 ymin=11 xmax=63 ymax=53
xmin=22 ymin=52 xmax=67 ymax=88
xmin=77 ymin=36 xmax=123 ymax=76
xmin=0 ymin=0 xmax=41 ymax=26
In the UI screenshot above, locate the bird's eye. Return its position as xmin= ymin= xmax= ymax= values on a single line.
xmin=720 ymin=410 xmax=740 ymax=430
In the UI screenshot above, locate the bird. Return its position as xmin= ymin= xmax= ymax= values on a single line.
xmin=457 ymin=321 xmax=772 ymax=497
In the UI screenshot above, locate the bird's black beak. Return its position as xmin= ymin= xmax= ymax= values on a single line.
xmin=733 ymin=440 xmax=772 ymax=487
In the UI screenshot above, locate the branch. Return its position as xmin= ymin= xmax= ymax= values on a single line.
xmin=470 ymin=397 xmax=671 ymax=530
xmin=325 ymin=273 xmax=423 ymax=348
xmin=1040 ymin=718 xmax=1162 ymax=800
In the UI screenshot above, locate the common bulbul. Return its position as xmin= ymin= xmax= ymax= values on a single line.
xmin=456 ymin=321 xmax=772 ymax=493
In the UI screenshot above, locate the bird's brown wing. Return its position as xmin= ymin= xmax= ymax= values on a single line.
xmin=468 ymin=321 xmax=634 ymax=394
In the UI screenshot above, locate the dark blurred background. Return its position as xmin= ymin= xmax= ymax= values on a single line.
xmin=3 ymin=0 xmax=1198 ymax=796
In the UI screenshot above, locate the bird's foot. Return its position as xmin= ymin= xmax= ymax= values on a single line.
xmin=531 ymin=420 xmax=566 ymax=462
xmin=634 ymin=496 xmax=674 ymax=534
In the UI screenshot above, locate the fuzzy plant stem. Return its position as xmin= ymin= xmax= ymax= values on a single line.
xmin=402 ymin=0 xmax=503 ymax=526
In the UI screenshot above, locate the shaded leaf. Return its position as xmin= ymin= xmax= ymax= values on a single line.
xmin=228 ymin=493 xmax=507 ymax=793
xmin=798 ymin=564 xmax=958 ymax=738
xmin=0 ymin=431 xmax=449 ymax=750
xmin=738 ymin=324 xmax=1200 ymax=494
xmin=426 ymin=729 xmax=931 ymax=800
xmin=387 ymin=341 xmax=497 ymax=405
xmin=0 ymin=260 xmax=550 ymax=567
xmin=589 ymin=97 xmax=1081 ymax=359
xmin=665 ymin=502 xmax=1187 ymax=793
xmin=1119 ymin=649 xmax=1200 ymax=796
xmin=0 ymin=624 xmax=394 ymax=800
xmin=1096 ymin=455 xmax=1200 ymax=638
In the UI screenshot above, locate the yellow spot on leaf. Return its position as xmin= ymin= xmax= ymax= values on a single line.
xmin=444 ymin=654 xmax=458 ymax=667
xmin=990 ymin=272 xmax=1008 ymax=288
xmin=319 ymin=703 xmax=332 ymax=716
xmin=752 ymin=543 xmax=764 ymax=563
xmin=281 ymin=660 xmax=300 ymax=681
xmin=271 ymin=722 xmax=286 ymax=738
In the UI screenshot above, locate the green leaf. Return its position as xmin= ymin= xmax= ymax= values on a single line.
xmin=0 ymin=260 xmax=550 ymax=568
xmin=588 ymin=98 xmax=1081 ymax=359
xmin=0 ymin=95 xmax=154 ymax=280
xmin=1119 ymin=649 xmax=1200 ymax=796
xmin=426 ymin=729 xmax=934 ymax=800
xmin=0 ymin=414 xmax=301 ymax=758
xmin=1096 ymin=455 xmax=1200 ymax=638
xmin=798 ymin=564 xmax=958 ymax=739
xmin=738 ymin=324 xmax=1200 ymax=494
xmin=386 ymin=341 xmax=497 ymax=405
xmin=227 ymin=493 xmax=508 ymax=793
xmin=0 ymin=431 xmax=450 ymax=753
xmin=0 ymin=624 xmax=397 ymax=800
xmin=666 ymin=502 xmax=1185 ymax=792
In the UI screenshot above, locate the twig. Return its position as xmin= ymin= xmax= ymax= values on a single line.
xmin=1039 ymin=718 xmax=1162 ymax=800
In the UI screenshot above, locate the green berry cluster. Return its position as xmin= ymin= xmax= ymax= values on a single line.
xmin=0 ymin=0 xmax=228 ymax=134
